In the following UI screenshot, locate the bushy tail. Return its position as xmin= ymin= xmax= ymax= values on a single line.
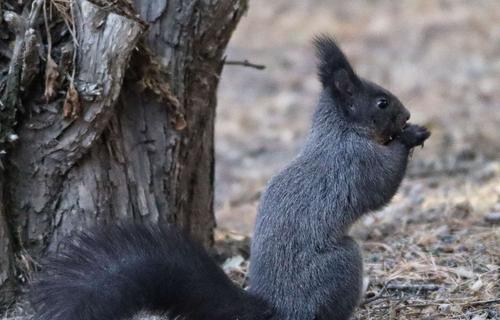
xmin=31 ymin=224 xmax=271 ymax=320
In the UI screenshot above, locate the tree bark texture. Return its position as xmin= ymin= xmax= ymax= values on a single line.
xmin=0 ymin=176 xmax=14 ymax=306
xmin=0 ymin=0 xmax=247 ymax=306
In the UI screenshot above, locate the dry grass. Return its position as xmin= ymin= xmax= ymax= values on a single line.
xmin=352 ymin=174 xmax=499 ymax=319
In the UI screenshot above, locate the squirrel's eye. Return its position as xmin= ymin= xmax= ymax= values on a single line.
xmin=377 ymin=98 xmax=389 ymax=109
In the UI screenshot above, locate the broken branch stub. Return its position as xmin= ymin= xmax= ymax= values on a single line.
xmin=49 ymin=0 xmax=146 ymax=169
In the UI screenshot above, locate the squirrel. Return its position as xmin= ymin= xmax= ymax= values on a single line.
xmin=31 ymin=35 xmax=430 ymax=320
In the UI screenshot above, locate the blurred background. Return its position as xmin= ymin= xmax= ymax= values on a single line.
xmin=215 ymin=0 xmax=500 ymax=233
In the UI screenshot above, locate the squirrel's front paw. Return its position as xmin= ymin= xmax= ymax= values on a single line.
xmin=398 ymin=124 xmax=430 ymax=148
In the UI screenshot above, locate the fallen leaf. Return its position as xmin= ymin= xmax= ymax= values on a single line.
xmin=63 ymin=83 xmax=81 ymax=119
xmin=174 ymin=112 xmax=187 ymax=131
xmin=43 ymin=56 xmax=60 ymax=102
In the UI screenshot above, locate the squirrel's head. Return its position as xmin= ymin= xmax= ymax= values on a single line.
xmin=314 ymin=35 xmax=410 ymax=143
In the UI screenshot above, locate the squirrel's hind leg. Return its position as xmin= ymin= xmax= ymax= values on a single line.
xmin=315 ymin=236 xmax=364 ymax=320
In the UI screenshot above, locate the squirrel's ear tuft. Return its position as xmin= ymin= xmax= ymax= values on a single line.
xmin=313 ymin=34 xmax=358 ymax=89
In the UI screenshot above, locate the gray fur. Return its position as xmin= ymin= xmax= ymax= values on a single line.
xmin=249 ymin=36 xmax=429 ymax=320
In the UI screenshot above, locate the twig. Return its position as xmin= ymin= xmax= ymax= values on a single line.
xmin=50 ymin=0 xmax=79 ymax=48
xmin=362 ymin=293 xmax=389 ymax=305
xmin=362 ymin=281 xmax=391 ymax=305
xmin=374 ymin=297 xmax=500 ymax=311
xmin=372 ymin=300 xmax=443 ymax=311
xmin=28 ymin=0 xmax=44 ymax=28
xmin=362 ymin=241 xmax=394 ymax=253
xmin=43 ymin=0 xmax=52 ymax=59
xmin=461 ymin=298 xmax=500 ymax=307
xmin=386 ymin=283 xmax=441 ymax=292
xmin=394 ymin=302 xmax=441 ymax=311
xmin=393 ymin=299 xmax=500 ymax=312
xmin=225 ymin=59 xmax=266 ymax=70
xmin=68 ymin=0 xmax=78 ymax=82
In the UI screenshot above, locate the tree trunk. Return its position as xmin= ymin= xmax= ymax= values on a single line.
xmin=0 ymin=176 xmax=14 ymax=306
xmin=0 ymin=0 xmax=247 ymax=306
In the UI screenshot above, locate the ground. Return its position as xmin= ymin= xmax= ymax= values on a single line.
xmin=215 ymin=0 xmax=500 ymax=319
xmin=2 ymin=1 xmax=499 ymax=319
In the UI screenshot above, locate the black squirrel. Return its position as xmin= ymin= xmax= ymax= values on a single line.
xmin=31 ymin=35 xmax=430 ymax=320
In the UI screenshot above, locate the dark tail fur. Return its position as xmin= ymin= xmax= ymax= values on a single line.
xmin=31 ymin=224 xmax=272 ymax=320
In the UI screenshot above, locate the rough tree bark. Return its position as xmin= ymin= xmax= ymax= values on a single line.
xmin=0 ymin=0 xmax=247 ymax=306
xmin=0 ymin=178 xmax=13 ymax=306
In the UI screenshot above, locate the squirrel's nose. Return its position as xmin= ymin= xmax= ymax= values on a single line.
xmin=403 ymin=110 xmax=410 ymax=122
xmin=399 ymin=110 xmax=410 ymax=129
